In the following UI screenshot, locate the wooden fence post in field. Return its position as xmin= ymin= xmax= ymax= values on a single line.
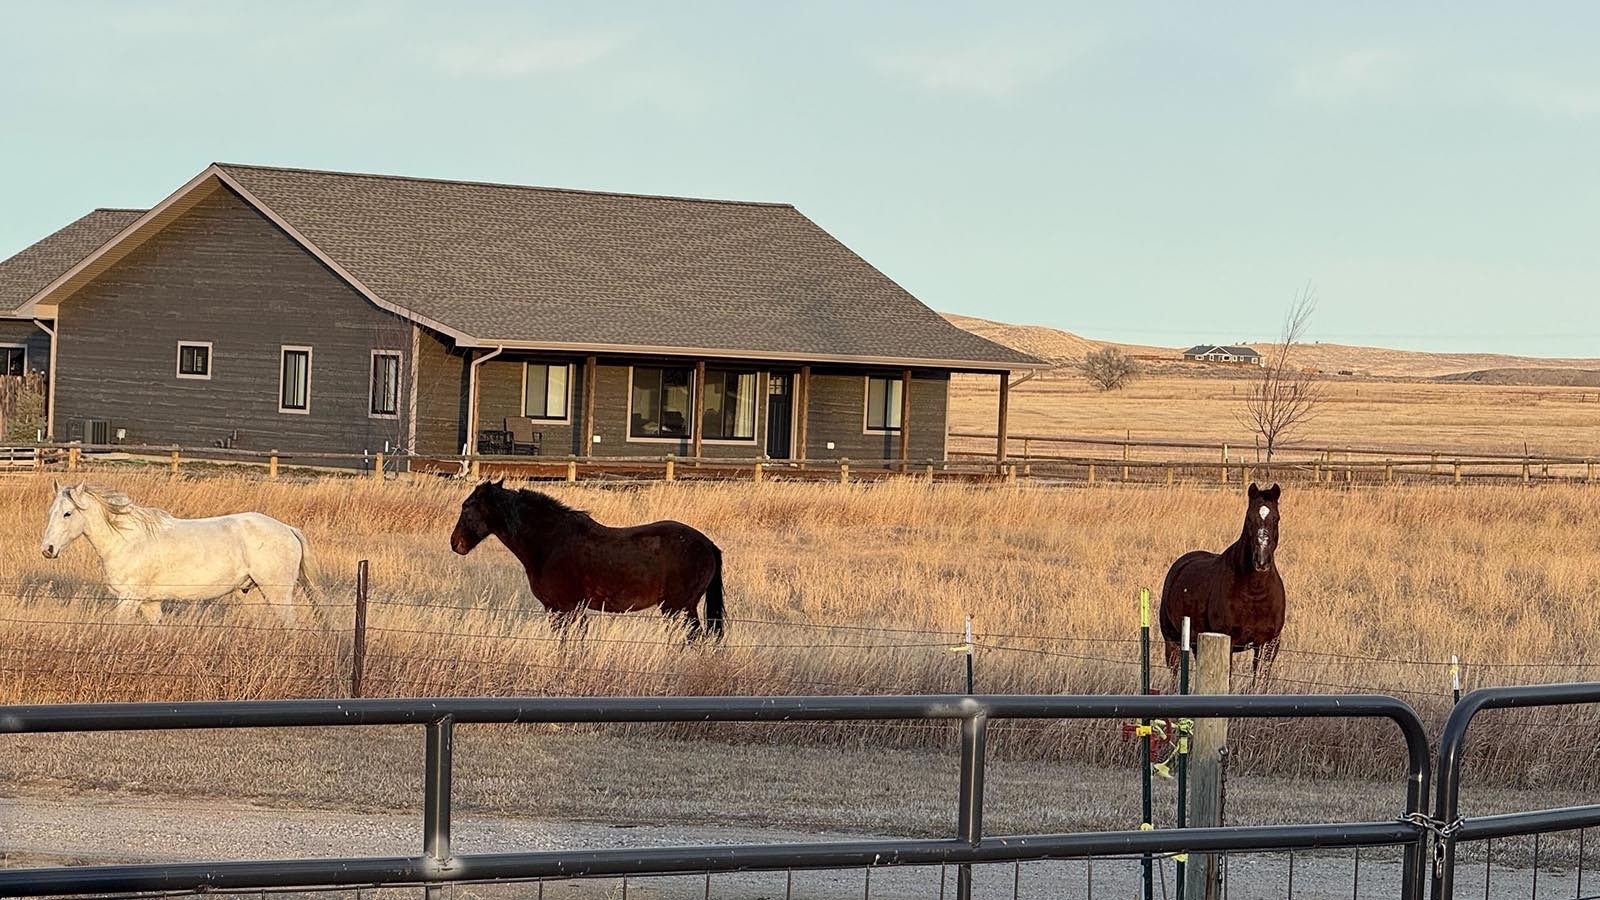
xmin=269 ymin=450 xmax=279 ymax=480
xmin=169 ymin=447 xmax=180 ymax=479
xmin=566 ymin=458 xmax=578 ymax=482
xmin=1430 ymin=453 xmax=1439 ymax=476
xmin=1588 ymin=458 xmax=1595 ymax=483
xmin=664 ymin=454 xmax=676 ymax=482
xmin=839 ymin=458 xmax=849 ymax=484
xmin=1385 ymin=460 xmax=1394 ymax=484
xmin=1004 ymin=464 xmax=1016 ymax=484
xmin=1122 ymin=441 xmax=1130 ymax=482
xmin=1186 ymin=631 xmax=1232 ymax=900
xmin=1454 ymin=460 xmax=1462 ymax=485
xmin=1220 ymin=445 xmax=1228 ymax=485
xmin=352 ymin=559 xmax=369 ymax=699
xmin=373 ymin=452 xmax=384 ymax=484
xmin=1087 ymin=463 xmax=1096 ymax=485
xmin=1523 ymin=458 xmax=1531 ymax=484
xmin=1166 ymin=465 xmax=1174 ymax=486
xmin=67 ymin=445 xmax=80 ymax=472
xmin=753 ymin=458 xmax=764 ymax=482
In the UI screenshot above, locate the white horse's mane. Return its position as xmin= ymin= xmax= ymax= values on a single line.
xmin=73 ymin=484 xmax=176 ymax=536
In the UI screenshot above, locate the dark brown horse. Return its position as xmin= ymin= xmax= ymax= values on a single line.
xmin=449 ymin=481 xmax=725 ymax=640
xmin=1158 ymin=483 xmax=1286 ymax=678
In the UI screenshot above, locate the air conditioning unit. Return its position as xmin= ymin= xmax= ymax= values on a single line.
xmin=84 ymin=420 xmax=112 ymax=445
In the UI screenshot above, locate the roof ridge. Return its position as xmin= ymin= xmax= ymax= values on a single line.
xmin=213 ymin=162 xmax=797 ymax=210
xmin=94 ymin=207 xmax=147 ymax=213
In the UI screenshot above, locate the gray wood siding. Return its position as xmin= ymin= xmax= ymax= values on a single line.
xmin=802 ymin=370 xmax=948 ymax=461
xmin=52 ymin=187 xmax=414 ymax=455
xmin=414 ymin=327 xmax=468 ymax=455
xmin=0 ymin=320 xmax=49 ymax=376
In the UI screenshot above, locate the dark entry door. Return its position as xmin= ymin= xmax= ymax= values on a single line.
xmin=766 ymin=373 xmax=793 ymax=459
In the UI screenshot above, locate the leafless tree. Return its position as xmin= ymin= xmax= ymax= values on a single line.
xmin=1238 ymin=286 xmax=1325 ymax=462
xmin=1078 ymin=347 xmax=1140 ymax=391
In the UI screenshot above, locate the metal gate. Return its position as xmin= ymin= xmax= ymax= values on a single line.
xmin=0 ymin=693 xmax=1433 ymax=899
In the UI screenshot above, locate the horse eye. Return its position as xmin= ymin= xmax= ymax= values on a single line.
xmin=63 ymin=511 xmax=72 ymax=518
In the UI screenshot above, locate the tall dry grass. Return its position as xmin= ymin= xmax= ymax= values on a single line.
xmin=2 ymin=470 xmax=1598 ymax=785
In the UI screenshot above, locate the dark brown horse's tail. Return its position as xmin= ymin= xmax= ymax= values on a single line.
xmin=704 ymin=547 xmax=726 ymax=639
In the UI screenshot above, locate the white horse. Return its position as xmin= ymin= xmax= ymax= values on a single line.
xmin=38 ymin=482 xmax=314 ymax=623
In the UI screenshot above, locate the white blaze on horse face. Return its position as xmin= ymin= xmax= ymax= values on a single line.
xmin=1258 ymin=505 xmax=1271 ymax=521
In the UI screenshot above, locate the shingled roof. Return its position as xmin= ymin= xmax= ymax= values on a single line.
xmin=198 ymin=164 xmax=1038 ymax=369
xmin=0 ymin=208 xmax=143 ymax=315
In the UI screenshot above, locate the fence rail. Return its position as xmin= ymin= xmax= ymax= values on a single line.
xmin=3 ymin=438 xmax=1598 ymax=488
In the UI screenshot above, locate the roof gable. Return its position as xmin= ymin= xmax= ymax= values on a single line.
xmin=0 ymin=209 xmax=144 ymax=316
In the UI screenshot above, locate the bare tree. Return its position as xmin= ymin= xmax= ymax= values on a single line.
xmin=1238 ymin=286 xmax=1325 ymax=462
xmin=1078 ymin=347 xmax=1140 ymax=391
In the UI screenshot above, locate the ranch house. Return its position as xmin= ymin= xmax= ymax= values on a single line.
xmin=4 ymin=163 xmax=1041 ymax=463
xmin=1182 ymin=344 xmax=1264 ymax=366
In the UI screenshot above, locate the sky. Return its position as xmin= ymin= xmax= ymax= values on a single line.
xmin=1 ymin=2 xmax=1597 ymax=357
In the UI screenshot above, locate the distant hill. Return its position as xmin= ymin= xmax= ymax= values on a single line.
xmin=945 ymin=313 xmax=1600 ymax=381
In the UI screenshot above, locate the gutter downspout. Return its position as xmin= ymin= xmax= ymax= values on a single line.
xmin=33 ymin=319 xmax=56 ymax=441
xmin=466 ymin=346 xmax=505 ymax=457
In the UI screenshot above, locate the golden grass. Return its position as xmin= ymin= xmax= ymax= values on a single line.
xmin=3 ymin=471 xmax=1598 ymax=785
xmin=951 ymin=373 xmax=1600 ymax=459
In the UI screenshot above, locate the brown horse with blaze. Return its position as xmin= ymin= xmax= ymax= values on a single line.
xmin=450 ymin=480 xmax=725 ymax=640
xmin=1158 ymin=483 xmax=1286 ymax=678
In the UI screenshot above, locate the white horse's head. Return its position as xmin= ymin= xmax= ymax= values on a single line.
xmin=40 ymin=481 xmax=93 ymax=559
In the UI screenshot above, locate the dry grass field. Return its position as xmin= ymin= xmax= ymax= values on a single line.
xmin=3 ymin=470 xmax=1599 ymax=790
xmin=950 ymin=373 xmax=1600 ymax=459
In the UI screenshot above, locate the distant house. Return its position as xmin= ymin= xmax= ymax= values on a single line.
xmin=1183 ymin=344 xmax=1264 ymax=366
xmin=3 ymin=163 xmax=1043 ymax=461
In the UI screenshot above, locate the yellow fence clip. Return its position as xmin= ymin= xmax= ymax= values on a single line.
xmin=1139 ymin=822 xmax=1154 ymax=831
xmin=949 ymin=616 xmax=975 ymax=654
xmin=1174 ymin=853 xmax=1189 ymax=863
xmin=1139 ymin=588 xmax=1150 ymax=629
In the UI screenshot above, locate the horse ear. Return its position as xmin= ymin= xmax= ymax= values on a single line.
xmin=1266 ymin=484 xmax=1282 ymax=501
xmin=1247 ymin=483 xmax=1261 ymax=498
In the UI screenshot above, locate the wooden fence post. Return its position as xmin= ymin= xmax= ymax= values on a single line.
xmin=351 ymin=559 xmax=369 ymax=699
xmin=839 ymin=458 xmax=850 ymax=484
xmin=1087 ymin=463 xmax=1096 ymax=485
xmin=1588 ymin=459 xmax=1595 ymax=484
xmin=567 ymin=458 xmax=578 ymax=483
xmin=67 ymin=445 xmax=80 ymax=472
xmin=373 ymin=452 xmax=384 ymax=484
xmin=269 ymin=450 xmax=279 ymax=480
xmin=665 ymin=454 xmax=676 ymax=482
xmin=169 ymin=447 xmax=180 ymax=479
xmin=925 ymin=461 xmax=935 ymax=481
xmin=753 ymin=458 xmax=764 ymax=482
xmin=1185 ymin=631 xmax=1232 ymax=900
xmin=1121 ymin=441 xmax=1130 ymax=483
xmin=1523 ymin=458 xmax=1531 ymax=484
xmin=1385 ymin=460 xmax=1394 ymax=484
xmin=1166 ymin=465 xmax=1174 ymax=486
xmin=1220 ymin=445 xmax=1228 ymax=484
xmin=1454 ymin=459 xmax=1462 ymax=485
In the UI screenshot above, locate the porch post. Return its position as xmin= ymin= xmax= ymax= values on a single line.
xmin=997 ymin=372 xmax=1010 ymax=463
xmin=692 ymin=360 xmax=706 ymax=463
xmin=899 ymin=368 xmax=912 ymax=462
xmin=582 ymin=355 xmax=597 ymax=458
xmin=466 ymin=350 xmax=481 ymax=457
xmin=797 ymin=365 xmax=811 ymax=461
xmin=35 ymin=319 xmax=57 ymax=441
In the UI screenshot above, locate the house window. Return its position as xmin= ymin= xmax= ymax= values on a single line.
xmin=865 ymin=375 xmax=904 ymax=432
xmin=630 ymin=366 xmax=692 ymax=439
xmin=279 ymin=346 xmax=312 ymax=413
xmin=702 ymin=370 xmax=756 ymax=441
xmin=370 ymin=351 xmax=401 ymax=417
xmin=523 ymin=363 xmax=571 ymax=421
xmin=176 ymin=342 xmax=211 ymax=379
xmin=1 ymin=346 xmax=23 ymax=377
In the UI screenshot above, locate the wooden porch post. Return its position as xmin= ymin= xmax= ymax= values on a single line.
xmin=692 ymin=360 xmax=706 ymax=463
xmin=997 ymin=372 xmax=1010 ymax=463
xmin=582 ymin=355 xmax=597 ymax=458
xmin=796 ymin=365 xmax=811 ymax=461
xmin=899 ymin=369 xmax=912 ymax=462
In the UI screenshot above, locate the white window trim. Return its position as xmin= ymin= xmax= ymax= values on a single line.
xmin=701 ymin=368 xmax=760 ymax=445
xmin=862 ymin=374 xmax=904 ymax=435
xmin=278 ymin=345 xmax=313 ymax=415
xmin=368 ymin=349 xmax=402 ymax=420
xmin=519 ymin=361 xmax=574 ymax=425
xmin=624 ymin=364 xmax=696 ymax=444
xmin=175 ymin=341 xmax=213 ymax=380
xmin=0 ymin=343 xmax=25 ymax=376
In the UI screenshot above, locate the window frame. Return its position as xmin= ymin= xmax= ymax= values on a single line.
xmin=862 ymin=374 xmax=905 ymax=434
xmin=368 ymin=349 xmax=402 ymax=419
xmin=519 ymin=361 xmax=574 ymax=424
xmin=0 ymin=344 xmax=25 ymax=378
xmin=700 ymin=368 xmax=760 ymax=445
xmin=278 ymin=345 xmax=313 ymax=415
xmin=626 ymin=364 xmax=696 ymax=443
xmin=175 ymin=341 xmax=213 ymax=380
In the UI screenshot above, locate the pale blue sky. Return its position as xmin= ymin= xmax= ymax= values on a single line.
xmin=2 ymin=2 xmax=1596 ymax=356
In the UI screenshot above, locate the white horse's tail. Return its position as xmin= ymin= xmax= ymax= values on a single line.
xmin=291 ymin=526 xmax=319 ymax=602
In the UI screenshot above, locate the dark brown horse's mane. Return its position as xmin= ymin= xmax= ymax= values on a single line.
xmin=488 ymin=483 xmax=592 ymax=528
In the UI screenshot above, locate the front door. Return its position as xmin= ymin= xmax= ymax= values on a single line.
xmin=766 ymin=373 xmax=793 ymax=459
